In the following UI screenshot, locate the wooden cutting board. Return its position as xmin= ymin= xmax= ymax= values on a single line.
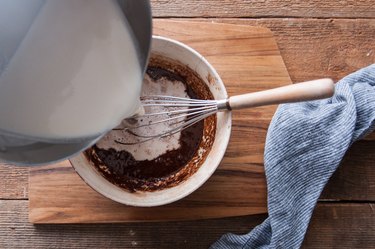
xmin=29 ymin=20 xmax=291 ymax=223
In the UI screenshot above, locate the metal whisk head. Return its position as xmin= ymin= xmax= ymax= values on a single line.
xmin=111 ymin=78 xmax=336 ymax=145
xmin=113 ymin=95 xmax=221 ymax=145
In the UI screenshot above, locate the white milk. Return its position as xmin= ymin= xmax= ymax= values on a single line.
xmin=0 ymin=0 xmax=142 ymax=141
xmin=97 ymin=73 xmax=190 ymax=161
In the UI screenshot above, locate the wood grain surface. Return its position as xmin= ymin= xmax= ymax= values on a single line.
xmin=29 ymin=21 xmax=292 ymax=223
xmin=150 ymin=0 xmax=375 ymax=18
xmin=174 ymin=18 xmax=375 ymax=83
xmin=1 ymin=200 xmax=374 ymax=248
xmin=321 ymin=140 xmax=375 ymax=200
xmin=0 ymin=0 xmax=374 ymax=247
xmin=0 ymin=163 xmax=28 ymax=200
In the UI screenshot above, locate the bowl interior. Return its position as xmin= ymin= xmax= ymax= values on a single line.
xmin=70 ymin=36 xmax=232 ymax=207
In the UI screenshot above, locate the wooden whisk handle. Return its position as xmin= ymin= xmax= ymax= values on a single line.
xmin=228 ymin=78 xmax=335 ymax=110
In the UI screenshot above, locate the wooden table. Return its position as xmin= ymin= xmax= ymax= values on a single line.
xmin=1 ymin=1 xmax=374 ymax=248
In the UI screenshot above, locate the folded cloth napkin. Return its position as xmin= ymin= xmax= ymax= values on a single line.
xmin=210 ymin=64 xmax=375 ymax=249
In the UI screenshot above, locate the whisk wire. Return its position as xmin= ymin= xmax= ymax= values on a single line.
xmin=141 ymin=105 xmax=217 ymax=117
xmin=141 ymin=95 xmax=216 ymax=103
xmin=125 ymin=106 xmax=217 ymax=130
xmin=114 ymin=95 xmax=218 ymax=145
xmin=115 ymin=108 xmax=217 ymax=145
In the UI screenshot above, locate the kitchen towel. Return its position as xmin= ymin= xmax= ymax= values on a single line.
xmin=211 ymin=64 xmax=375 ymax=249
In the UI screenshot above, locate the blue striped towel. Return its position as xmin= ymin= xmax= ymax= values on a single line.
xmin=210 ymin=64 xmax=375 ymax=249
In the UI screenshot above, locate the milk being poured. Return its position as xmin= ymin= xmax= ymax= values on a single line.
xmin=0 ymin=0 xmax=142 ymax=141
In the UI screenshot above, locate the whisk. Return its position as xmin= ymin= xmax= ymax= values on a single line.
xmin=114 ymin=79 xmax=334 ymax=145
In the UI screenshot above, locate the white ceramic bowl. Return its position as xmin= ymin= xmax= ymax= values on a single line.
xmin=70 ymin=36 xmax=232 ymax=207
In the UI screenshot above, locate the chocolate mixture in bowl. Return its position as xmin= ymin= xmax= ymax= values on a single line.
xmin=84 ymin=54 xmax=216 ymax=192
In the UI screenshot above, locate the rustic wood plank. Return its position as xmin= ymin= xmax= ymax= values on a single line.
xmin=0 ymin=164 xmax=28 ymax=200
xmin=29 ymin=161 xmax=267 ymax=223
xmin=1 ymin=200 xmax=374 ymax=248
xmin=322 ymin=140 xmax=375 ymax=200
xmin=151 ymin=0 xmax=375 ymax=18
xmin=189 ymin=18 xmax=375 ymax=83
xmin=303 ymin=203 xmax=375 ymax=248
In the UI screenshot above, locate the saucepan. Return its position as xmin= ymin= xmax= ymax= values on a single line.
xmin=0 ymin=0 xmax=152 ymax=165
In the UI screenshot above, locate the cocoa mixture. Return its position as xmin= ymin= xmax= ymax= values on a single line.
xmin=84 ymin=54 xmax=216 ymax=192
